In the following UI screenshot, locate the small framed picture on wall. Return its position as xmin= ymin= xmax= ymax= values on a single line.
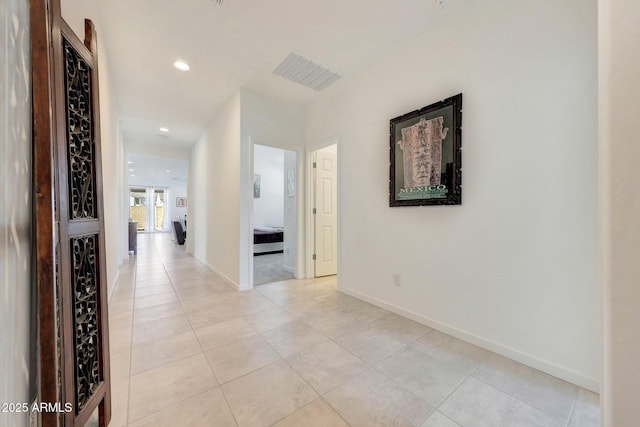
xmin=287 ymin=169 xmax=295 ymax=197
xmin=253 ymin=174 xmax=261 ymax=198
xmin=176 ymin=197 xmax=187 ymax=207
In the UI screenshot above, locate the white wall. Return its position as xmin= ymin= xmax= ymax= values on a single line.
xmin=188 ymin=134 xmax=207 ymax=258
xmin=240 ymin=89 xmax=306 ymax=153
xmin=61 ymin=0 xmax=124 ymax=295
xmin=306 ymin=0 xmax=599 ymax=389
xmin=253 ymin=144 xmax=285 ymax=228
xmin=0 ymin=1 xmax=33 ymax=424
xmin=599 ymin=0 xmax=640 ymax=422
xmin=189 ymin=92 xmax=242 ymax=285
xmin=99 ymin=50 xmax=125 ymax=290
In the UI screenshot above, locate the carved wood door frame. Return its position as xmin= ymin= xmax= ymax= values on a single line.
xmin=31 ymin=0 xmax=111 ymax=425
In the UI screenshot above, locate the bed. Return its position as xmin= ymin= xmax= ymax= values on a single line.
xmin=254 ymin=226 xmax=284 ymax=255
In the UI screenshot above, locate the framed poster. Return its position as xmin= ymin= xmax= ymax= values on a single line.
xmin=253 ymin=174 xmax=261 ymax=198
xmin=287 ymin=169 xmax=295 ymax=197
xmin=176 ymin=197 xmax=187 ymax=207
xmin=389 ymin=93 xmax=462 ymax=207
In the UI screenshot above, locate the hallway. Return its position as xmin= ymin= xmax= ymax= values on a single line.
xmin=107 ymin=234 xmax=599 ymax=426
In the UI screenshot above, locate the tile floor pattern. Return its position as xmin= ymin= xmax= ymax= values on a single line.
xmin=104 ymin=233 xmax=600 ymax=427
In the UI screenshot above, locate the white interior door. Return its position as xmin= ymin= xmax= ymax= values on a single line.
xmin=314 ymin=149 xmax=338 ymax=277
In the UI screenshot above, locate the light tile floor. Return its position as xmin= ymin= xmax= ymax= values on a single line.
xmin=105 ymin=233 xmax=600 ymax=427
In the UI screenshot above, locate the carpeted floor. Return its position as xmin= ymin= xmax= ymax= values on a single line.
xmin=253 ymin=253 xmax=294 ymax=285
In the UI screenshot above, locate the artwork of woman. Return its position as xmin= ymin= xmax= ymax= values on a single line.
xmin=397 ymin=116 xmax=448 ymax=188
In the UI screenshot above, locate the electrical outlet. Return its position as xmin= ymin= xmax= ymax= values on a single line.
xmin=393 ymin=273 xmax=401 ymax=287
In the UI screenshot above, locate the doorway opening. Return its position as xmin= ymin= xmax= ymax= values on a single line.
xmin=153 ymin=188 xmax=166 ymax=231
xmin=127 ymin=154 xmax=189 ymax=238
xmin=312 ymin=143 xmax=338 ymax=278
xmin=128 ymin=187 xmax=169 ymax=232
xmin=129 ymin=188 xmax=147 ymax=231
xmin=252 ymin=144 xmax=298 ymax=286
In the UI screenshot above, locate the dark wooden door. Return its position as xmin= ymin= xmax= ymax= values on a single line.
xmin=31 ymin=0 xmax=111 ymax=425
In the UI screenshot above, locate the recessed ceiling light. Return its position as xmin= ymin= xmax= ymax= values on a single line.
xmin=128 ymin=161 xmax=133 ymax=164
xmin=129 ymin=169 xmax=134 ymax=172
xmin=159 ymin=127 xmax=170 ymax=133
xmin=130 ymin=174 xmax=135 ymax=177
xmin=166 ymin=170 xmax=171 ymax=173
xmin=173 ymin=61 xmax=190 ymax=71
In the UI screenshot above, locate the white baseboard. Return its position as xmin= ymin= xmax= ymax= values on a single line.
xmin=205 ymin=262 xmax=243 ymax=290
xmin=282 ymin=265 xmax=295 ymax=273
xmin=339 ymin=286 xmax=600 ymax=393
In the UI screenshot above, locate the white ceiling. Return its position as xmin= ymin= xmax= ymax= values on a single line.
xmin=127 ymin=154 xmax=188 ymax=187
xmin=97 ymin=0 xmax=450 ymax=148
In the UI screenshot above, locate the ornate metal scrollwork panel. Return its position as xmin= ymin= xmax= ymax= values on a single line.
xmin=63 ymin=38 xmax=96 ymax=219
xmin=70 ymin=235 xmax=101 ymax=412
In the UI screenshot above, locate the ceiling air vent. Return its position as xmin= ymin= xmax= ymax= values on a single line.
xmin=273 ymin=52 xmax=341 ymax=91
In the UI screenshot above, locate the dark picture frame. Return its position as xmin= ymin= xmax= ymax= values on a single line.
xmin=389 ymin=93 xmax=462 ymax=207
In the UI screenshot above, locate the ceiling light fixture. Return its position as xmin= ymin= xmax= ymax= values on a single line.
xmin=173 ymin=61 xmax=191 ymax=71
xmin=128 ymin=161 xmax=133 ymax=164
xmin=129 ymin=169 xmax=134 ymax=172
xmin=159 ymin=127 xmax=169 ymax=133
xmin=166 ymin=170 xmax=171 ymax=173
